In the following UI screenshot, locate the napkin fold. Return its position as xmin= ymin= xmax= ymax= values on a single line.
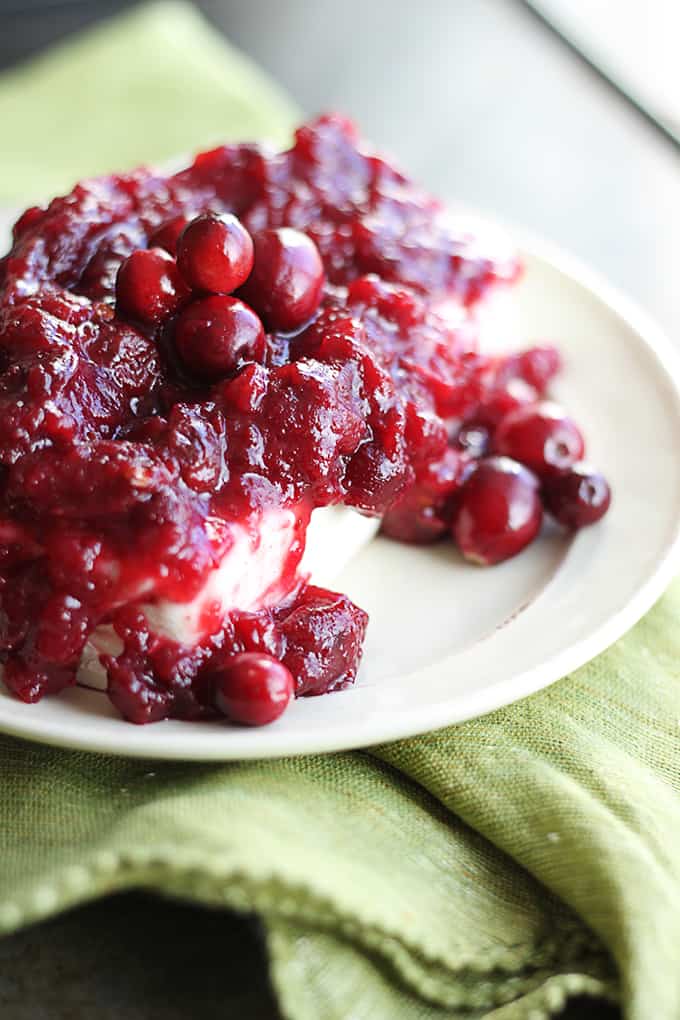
xmin=1 ymin=6 xmax=679 ymax=1018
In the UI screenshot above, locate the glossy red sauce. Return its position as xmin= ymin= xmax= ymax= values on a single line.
xmin=0 ymin=114 xmax=550 ymax=723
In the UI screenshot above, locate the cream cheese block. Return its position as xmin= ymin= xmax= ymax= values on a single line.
xmin=78 ymin=505 xmax=380 ymax=690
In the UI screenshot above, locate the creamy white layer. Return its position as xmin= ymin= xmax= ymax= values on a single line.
xmin=78 ymin=506 xmax=380 ymax=690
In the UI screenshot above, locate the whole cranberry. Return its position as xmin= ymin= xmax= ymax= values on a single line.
xmin=241 ymin=227 xmax=325 ymax=332
xmin=381 ymin=500 xmax=445 ymax=544
xmin=174 ymin=295 xmax=265 ymax=379
xmin=492 ymin=345 xmax=562 ymax=394
xmin=177 ymin=212 xmax=254 ymax=294
xmin=476 ymin=379 xmax=537 ymax=429
xmin=452 ymin=456 xmax=542 ymax=565
xmin=213 ymin=652 xmax=294 ymax=725
xmin=494 ymin=401 xmax=585 ymax=477
xmin=542 ymin=463 xmax=611 ymax=529
xmin=148 ymin=214 xmax=190 ymax=255
xmin=116 ymin=247 xmax=188 ymax=325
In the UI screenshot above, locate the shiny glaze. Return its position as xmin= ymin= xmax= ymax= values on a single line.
xmin=0 ymin=115 xmax=542 ymax=722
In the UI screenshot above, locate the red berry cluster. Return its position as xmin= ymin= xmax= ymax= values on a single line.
xmin=1 ymin=116 xmax=615 ymax=730
xmin=115 ymin=213 xmax=326 ymax=379
xmin=383 ymin=378 xmax=611 ymax=565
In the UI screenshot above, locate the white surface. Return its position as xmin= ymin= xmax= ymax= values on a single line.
xmin=299 ymin=506 xmax=380 ymax=584
xmin=1 ymin=214 xmax=680 ymax=759
xmin=528 ymin=0 xmax=680 ymax=138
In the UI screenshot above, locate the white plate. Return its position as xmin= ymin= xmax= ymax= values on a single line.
xmin=1 ymin=208 xmax=680 ymax=759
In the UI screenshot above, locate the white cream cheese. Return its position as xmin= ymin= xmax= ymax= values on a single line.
xmin=78 ymin=505 xmax=380 ymax=690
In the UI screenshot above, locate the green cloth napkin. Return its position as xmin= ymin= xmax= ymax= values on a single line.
xmin=1 ymin=5 xmax=679 ymax=1018
xmin=0 ymin=1 xmax=296 ymax=202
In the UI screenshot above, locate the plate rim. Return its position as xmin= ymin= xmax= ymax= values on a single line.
xmin=1 ymin=224 xmax=680 ymax=759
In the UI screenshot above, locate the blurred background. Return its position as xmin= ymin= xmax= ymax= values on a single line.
xmin=0 ymin=2 xmax=678 ymax=1018
xmin=1 ymin=0 xmax=678 ymax=335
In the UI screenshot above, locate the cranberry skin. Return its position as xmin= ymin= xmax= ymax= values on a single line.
xmin=177 ymin=213 xmax=254 ymax=294
xmin=516 ymin=346 xmax=562 ymax=393
xmin=218 ymin=362 xmax=269 ymax=414
xmin=381 ymin=448 xmax=471 ymax=544
xmin=174 ymin=295 xmax=265 ymax=379
xmin=12 ymin=205 xmax=45 ymax=242
xmin=280 ymin=586 xmax=368 ymax=696
xmin=476 ymin=379 xmax=537 ymax=429
xmin=213 ymin=652 xmax=294 ymax=725
xmin=492 ymin=346 xmax=562 ymax=394
xmin=3 ymin=657 xmax=76 ymax=704
xmin=456 ymin=423 xmax=491 ymax=459
xmin=494 ymin=401 xmax=585 ymax=477
xmin=107 ymin=664 xmax=172 ymax=725
xmin=116 ymin=247 xmax=187 ymax=324
xmin=381 ymin=501 xmax=444 ymax=544
xmin=542 ymin=463 xmax=611 ymax=529
xmin=149 ymin=215 xmax=189 ymax=255
xmin=242 ymin=228 xmax=325 ymax=332
xmin=452 ymin=456 xmax=543 ymax=565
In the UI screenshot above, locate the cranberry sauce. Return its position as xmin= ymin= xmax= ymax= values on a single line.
xmin=0 ymin=114 xmax=578 ymax=724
